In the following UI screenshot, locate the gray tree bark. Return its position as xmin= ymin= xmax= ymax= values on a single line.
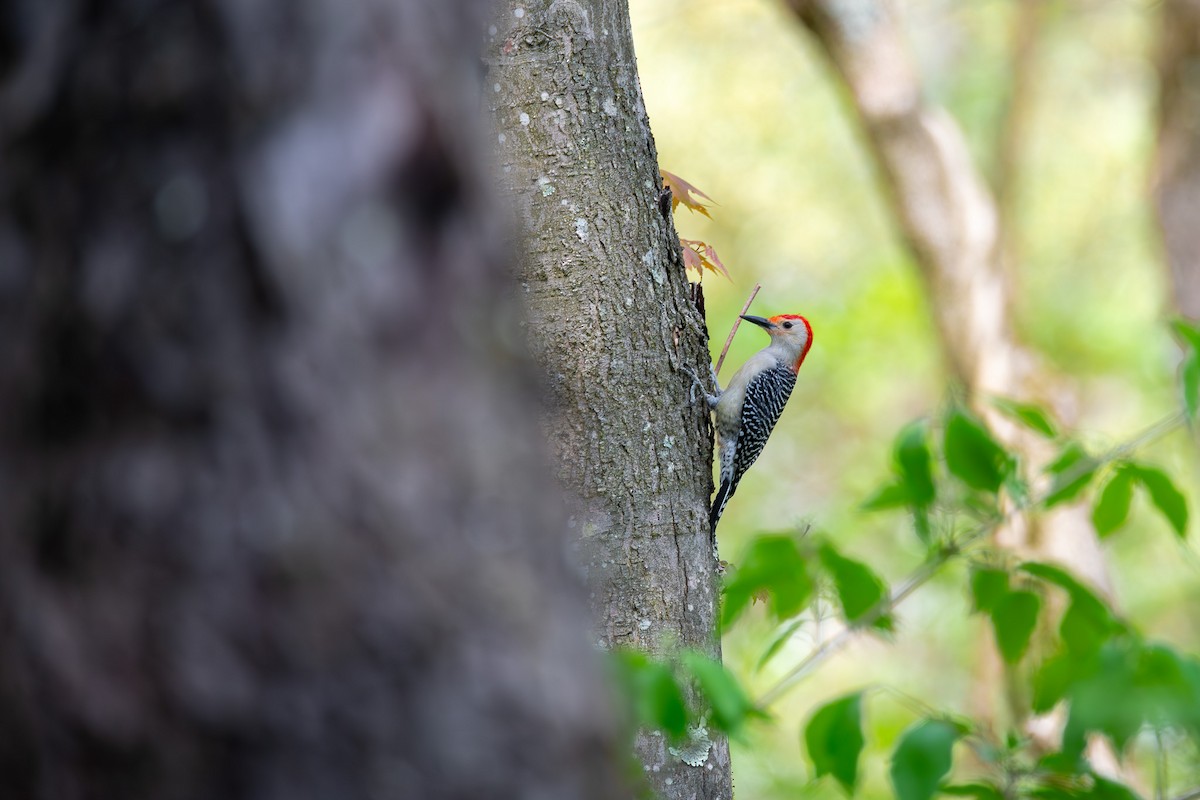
xmin=0 ymin=1 xmax=627 ymax=798
xmin=487 ymin=1 xmax=733 ymax=797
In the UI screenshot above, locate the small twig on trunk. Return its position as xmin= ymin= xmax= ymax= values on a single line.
xmin=714 ymin=283 xmax=761 ymax=376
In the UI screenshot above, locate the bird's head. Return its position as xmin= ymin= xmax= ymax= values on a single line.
xmin=741 ymin=313 xmax=813 ymax=372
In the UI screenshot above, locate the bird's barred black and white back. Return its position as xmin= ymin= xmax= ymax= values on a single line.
xmin=709 ymin=362 xmax=797 ymax=533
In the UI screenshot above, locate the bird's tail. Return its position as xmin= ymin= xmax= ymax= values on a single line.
xmin=709 ymin=478 xmax=737 ymax=534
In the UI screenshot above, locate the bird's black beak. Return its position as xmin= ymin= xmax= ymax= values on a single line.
xmin=740 ymin=314 xmax=774 ymax=330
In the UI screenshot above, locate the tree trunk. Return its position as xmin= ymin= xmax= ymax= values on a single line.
xmin=1154 ymin=0 xmax=1200 ymax=316
xmin=784 ymin=0 xmax=1117 ymax=751
xmin=487 ymin=1 xmax=733 ymax=796
xmin=0 ymin=1 xmax=627 ymax=798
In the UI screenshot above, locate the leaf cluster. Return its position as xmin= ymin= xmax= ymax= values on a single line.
xmin=661 ymin=169 xmax=731 ymax=281
xmin=610 ymin=647 xmax=765 ymax=742
xmin=864 ymin=401 xmax=1188 ymax=548
xmin=611 ymin=322 xmax=1200 ymax=796
xmin=721 ymin=534 xmax=893 ymax=634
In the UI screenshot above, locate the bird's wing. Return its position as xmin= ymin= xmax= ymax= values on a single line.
xmin=731 ymin=364 xmax=796 ymax=484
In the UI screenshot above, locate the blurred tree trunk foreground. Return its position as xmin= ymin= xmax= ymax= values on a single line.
xmin=487 ymin=0 xmax=733 ymax=796
xmin=0 ymin=1 xmax=629 ymax=797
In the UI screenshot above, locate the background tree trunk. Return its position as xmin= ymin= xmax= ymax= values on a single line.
xmin=784 ymin=0 xmax=1118 ymax=759
xmin=487 ymin=1 xmax=733 ymax=796
xmin=1154 ymin=0 xmax=1200 ymax=316
xmin=0 ymin=1 xmax=627 ymax=798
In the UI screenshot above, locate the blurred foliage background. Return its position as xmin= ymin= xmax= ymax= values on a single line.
xmin=629 ymin=0 xmax=1200 ymax=797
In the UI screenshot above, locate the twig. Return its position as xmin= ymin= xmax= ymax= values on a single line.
xmin=1101 ymin=411 xmax=1187 ymax=464
xmin=754 ymin=411 xmax=1188 ymax=710
xmin=756 ymin=549 xmax=953 ymax=708
xmin=714 ymin=283 xmax=761 ymax=377
xmin=874 ymin=684 xmax=945 ymax=721
xmin=1156 ymin=727 xmax=1167 ymax=800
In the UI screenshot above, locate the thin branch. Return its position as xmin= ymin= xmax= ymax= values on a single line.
xmin=874 ymin=684 xmax=947 ymax=721
xmin=754 ymin=411 xmax=1188 ymax=709
xmin=756 ymin=547 xmax=954 ymax=708
xmin=714 ymin=283 xmax=760 ymax=377
xmin=1098 ymin=411 xmax=1187 ymax=466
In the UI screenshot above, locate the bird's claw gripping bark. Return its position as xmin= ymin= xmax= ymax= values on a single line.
xmin=684 ymin=365 xmax=721 ymax=407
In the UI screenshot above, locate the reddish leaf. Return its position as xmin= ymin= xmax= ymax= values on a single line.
xmin=661 ymin=169 xmax=714 ymax=218
xmin=703 ymin=244 xmax=730 ymax=280
xmin=680 ymin=238 xmax=732 ymax=281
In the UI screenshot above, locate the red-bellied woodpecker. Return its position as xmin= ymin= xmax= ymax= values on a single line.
xmin=701 ymin=313 xmax=813 ymax=534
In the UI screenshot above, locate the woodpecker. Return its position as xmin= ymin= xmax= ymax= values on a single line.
xmin=702 ymin=313 xmax=813 ymax=534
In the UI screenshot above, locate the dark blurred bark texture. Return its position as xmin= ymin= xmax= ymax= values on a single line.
xmin=785 ymin=0 xmax=1121 ymax=763
xmin=1155 ymin=0 xmax=1200 ymax=315
xmin=0 ymin=1 xmax=629 ymax=798
xmin=486 ymin=1 xmax=732 ymax=797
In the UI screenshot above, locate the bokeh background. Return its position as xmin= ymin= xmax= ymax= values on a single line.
xmin=630 ymin=0 xmax=1200 ymax=796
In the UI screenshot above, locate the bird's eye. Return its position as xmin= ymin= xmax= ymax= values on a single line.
xmin=782 ymin=321 xmax=793 ymax=329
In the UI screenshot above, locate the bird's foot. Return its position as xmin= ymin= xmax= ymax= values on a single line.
xmin=684 ymin=365 xmax=720 ymax=407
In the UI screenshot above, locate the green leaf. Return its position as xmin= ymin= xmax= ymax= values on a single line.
xmin=863 ymin=482 xmax=912 ymax=511
xmin=1089 ymin=777 xmax=1142 ymax=800
xmin=1020 ymin=562 xmax=1118 ymax=656
xmin=819 ymin=542 xmax=892 ymax=630
xmin=913 ymin=505 xmax=933 ymax=547
xmin=868 ymin=421 xmax=938 ymax=545
xmin=722 ymin=535 xmax=814 ymax=626
xmin=890 ymin=720 xmax=961 ymax=800
xmin=1171 ymin=318 xmax=1200 ymax=353
xmin=1182 ymin=351 xmax=1200 ymax=422
xmin=1092 ymin=468 xmax=1134 ymax=538
xmin=1032 ymin=652 xmax=1089 ymax=713
xmin=990 ymin=590 xmax=1041 ymax=664
xmin=969 ymin=568 xmax=1009 ymax=613
xmin=1032 ymin=752 xmax=1084 ymax=780
xmin=642 ymin=665 xmax=688 ymax=737
xmin=611 ymin=650 xmax=689 ymax=738
xmin=943 ymin=409 xmax=1010 ymax=494
xmin=805 ymin=692 xmax=865 ymax=794
xmin=1048 ymin=641 xmax=1200 ymax=764
xmin=1174 ymin=318 xmax=1200 ymax=420
xmin=1127 ymin=463 xmax=1188 ymax=538
xmin=941 ymin=782 xmax=1005 ymax=800
xmin=895 ymin=420 xmax=936 ymax=506
xmin=1061 ymin=597 xmax=1117 ymax=657
xmin=1020 ymin=562 xmax=1099 ymax=599
xmin=991 ymin=397 xmax=1058 ymax=438
xmin=1060 ymin=645 xmax=1143 ymax=757
xmin=1042 ymin=442 xmax=1098 ymax=508
xmin=1132 ymin=644 xmax=1197 ymax=727
xmin=1179 ymin=656 xmax=1200 ymax=736
xmin=681 ymin=651 xmax=759 ymax=734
